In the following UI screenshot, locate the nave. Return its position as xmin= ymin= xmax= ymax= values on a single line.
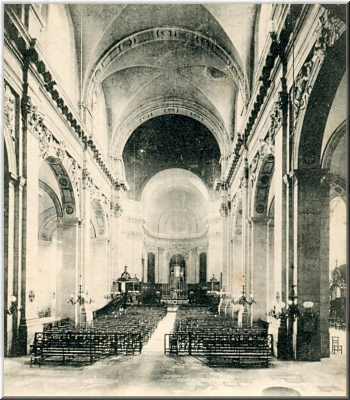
xmin=4 ymin=305 xmax=347 ymax=397
xmin=3 ymin=3 xmax=348 ymax=397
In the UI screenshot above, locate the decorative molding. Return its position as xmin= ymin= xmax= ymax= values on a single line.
xmin=113 ymin=97 xmax=229 ymax=159
xmin=249 ymin=152 xmax=260 ymax=185
xmin=321 ymin=120 xmax=346 ymax=169
xmin=86 ymin=27 xmax=249 ymax=110
xmin=4 ymin=9 xmax=117 ymax=186
xmin=314 ymin=8 xmax=345 ymax=56
xmin=223 ymin=7 xmax=301 ymax=186
xmin=4 ymin=83 xmax=17 ymax=140
xmin=27 ymin=104 xmax=82 ymax=208
xmin=143 ymin=225 xmax=208 ymax=241
xmin=292 ymin=8 xmax=346 ymax=130
xmin=3 ymin=81 xmax=18 ymax=176
xmin=254 ymin=155 xmax=274 ymax=215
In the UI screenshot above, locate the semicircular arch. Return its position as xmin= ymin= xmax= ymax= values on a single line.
xmin=113 ymin=98 xmax=229 ymax=160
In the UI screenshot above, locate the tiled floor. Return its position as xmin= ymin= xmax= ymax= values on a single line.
xmin=3 ymin=317 xmax=347 ymax=397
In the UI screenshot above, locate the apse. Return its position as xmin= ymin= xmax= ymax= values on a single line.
xmin=123 ymin=115 xmax=221 ymax=200
xmin=142 ymin=168 xmax=209 ymax=238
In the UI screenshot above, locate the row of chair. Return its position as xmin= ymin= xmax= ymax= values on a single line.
xmin=165 ymin=306 xmax=272 ymax=367
xmin=30 ymin=305 xmax=167 ymax=366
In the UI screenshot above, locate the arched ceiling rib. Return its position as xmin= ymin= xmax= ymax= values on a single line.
xmin=68 ymin=4 xmax=257 ymax=157
xmin=69 ymin=4 xmax=255 ymax=85
xmin=104 ymin=66 xmax=234 ymax=148
xmin=123 ymin=115 xmax=220 ymax=201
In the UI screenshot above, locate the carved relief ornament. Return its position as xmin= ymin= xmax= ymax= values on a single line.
xmin=27 ymin=104 xmax=82 ymax=198
xmin=87 ymin=27 xmax=249 ymax=112
xmin=249 ymin=152 xmax=260 ymax=185
xmin=293 ymin=9 xmax=345 ymax=128
xmin=4 ymin=83 xmax=16 ymax=140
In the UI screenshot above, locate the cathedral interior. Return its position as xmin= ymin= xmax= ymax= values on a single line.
xmin=2 ymin=3 xmax=348 ymax=397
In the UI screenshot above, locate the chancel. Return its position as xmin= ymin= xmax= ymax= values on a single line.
xmin=2 ymin=3 xmax=347 ymax=397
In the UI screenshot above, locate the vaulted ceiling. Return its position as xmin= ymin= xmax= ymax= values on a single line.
xmin=68 ymin=4 xmax=259 ymax=192
xmin=69 ymin=4 xmax=258 ymax=138
xmin=123 ymin=115 xmax=220 ymax=200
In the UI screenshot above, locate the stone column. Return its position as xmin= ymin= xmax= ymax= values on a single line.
xmin=194 ymin=247 xmax=199 ymax=284
xmin=4 ymin=174 xmax=17 ymax=355
xmin=251 ymin=217 xmax=268 ymax=321
xmin=21 ymin=124 xmax=40 ymax=354
xmin=158 ymin=248 xmax=167 ymax=284
xmin=155 ymin=247 xmax=160 ymax=284
xmin=228 ymin=210 xmax=234 ymax=295
xmin=294 ymin=168 xmax=327 ymax=360
xmin=221 ymin=208 xmax=229 ymax=292
xmin=79 ymin=166 xmax=92 ymax=325
xmin=266 ymin=219 xmax=275 ymax=312
xmin=319 ymin=175 xmax=331 ymax=358
xmin=241 ymin=179 xmax=249 ymax=291
xmin=110 ymin=187 xmax=123 ymax=281
xmin=231 ymin=224 xmax=243 ymax=300
xmin=57 ymin=220 xmax=79 ymax=321
xmin=273 ymin=127 xmax=287 ymax=303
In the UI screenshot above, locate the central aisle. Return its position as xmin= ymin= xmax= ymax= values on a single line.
xmin=142 ymin=308 xmax=177 ymax=354
xmin=3 ymin=307 xmax=347 ymax=397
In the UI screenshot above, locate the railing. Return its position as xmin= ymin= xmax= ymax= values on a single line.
xmin=30 ymin=330 xmax=143 ymax=366
xmin=164 ymin=332 xmax=273 ymax=357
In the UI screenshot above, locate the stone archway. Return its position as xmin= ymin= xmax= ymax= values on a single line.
xmin=250 ymin=154 xmax=275 ymax=321
xmin=26 ymin=157 xmax=80 ymax=349
xmin=292 ymin=19 xmax=346 ymax=359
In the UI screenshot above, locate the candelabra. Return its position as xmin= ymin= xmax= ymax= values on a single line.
xmin=270 ymin=286 xmax=300 ymax=320
xmin=238 ymin=284 xmax=255 ymax=306
xmin=269 ymin=286 xmax=301 ymax=360
xmin=269 ymin=292 xmax=287 ymax=319
xmin=66 ymin=285 xmax=94 ymax=305
xmin=237 ymin=284 xmax=255 ymax=328
xmin=6 ymin=295 xmax=22 ymax=315
xmin=287 ymin=285 xmax=300 ymax=319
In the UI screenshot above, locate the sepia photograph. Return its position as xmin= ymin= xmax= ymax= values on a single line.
xmin=1 ymin=2 xmax=348 ymax=397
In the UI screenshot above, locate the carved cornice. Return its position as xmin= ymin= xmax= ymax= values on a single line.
xmin=4 ymin=9 xmax=118 ymax=187
xmin=143 ymin=225 xmax=208 ymax=241
xmin=144 ymin=238 xmax=208 ymax=255
xmin=224 ymin=7 xmax=345 ymax=188
xmin=223 ymin=6 xmax=302 ymax=186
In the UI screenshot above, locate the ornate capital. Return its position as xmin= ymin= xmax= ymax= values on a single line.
xmin=314 ymin=9 xmax=345 ymax=57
